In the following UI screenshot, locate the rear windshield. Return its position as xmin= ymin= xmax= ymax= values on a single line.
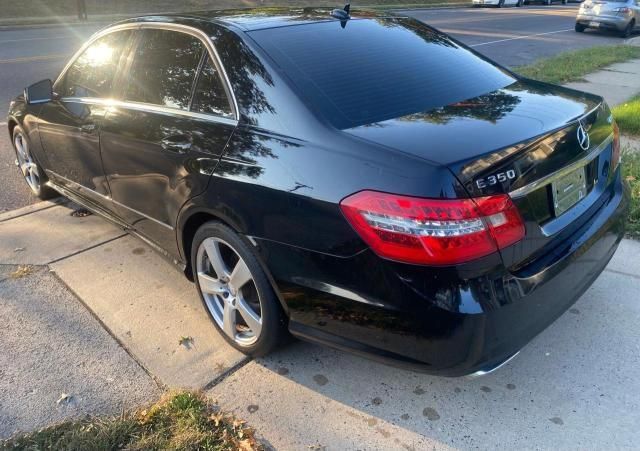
xmin=250 ymin=19 xmax=516 ymax=129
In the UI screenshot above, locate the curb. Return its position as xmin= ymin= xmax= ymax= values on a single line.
xmin=0 ymin=198 xmax=66 ymax=223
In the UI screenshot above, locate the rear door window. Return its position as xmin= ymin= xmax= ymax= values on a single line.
xmin=124 ymin=29 xmax=204 ymax=110
xmin=61 ymin=30 xmax=132 ymax=98
xmin=190 ymin=55 xmax=233 ymax=118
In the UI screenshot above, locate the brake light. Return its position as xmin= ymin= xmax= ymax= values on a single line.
xmin=340 ymin=190 xmax=525 ymax=265
xmin=615 ymin=6 xmax=632 ymax=14
xmin=612 ymin=120 xmax=620 ymax=171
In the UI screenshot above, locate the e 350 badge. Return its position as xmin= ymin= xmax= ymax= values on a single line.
xmin=475 ymin=169 xmax=517 ymax=189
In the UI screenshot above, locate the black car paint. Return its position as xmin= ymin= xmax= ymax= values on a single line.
xmin=7 ymin=9 xmax=628 ymax=376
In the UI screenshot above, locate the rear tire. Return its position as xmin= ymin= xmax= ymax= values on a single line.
xmin=545 ymin=0 xmax=551 ymax=5
xmin=192 ymin=221 xmax=287 ymax=357
xmin=575 ymin=22 xmax=586 ymax=32
xmin=621 ymin=20 xmax=634 ymax=38
xmin=497 ymin=0 xmax=505 ymax=7
xmin=562 ymin=0 xmax=567 ymax=4
xmin=11 ymin=125 xmax=58 ymax=201
xmin=516 ymin=0 xmax=524 ymax=7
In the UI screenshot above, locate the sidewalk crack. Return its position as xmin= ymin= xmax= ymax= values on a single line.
xmin=605 ymin=268 xmax=640 ymax=280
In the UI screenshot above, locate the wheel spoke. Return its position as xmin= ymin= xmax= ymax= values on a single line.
xmin=222 ymin=301 xmax=236 ymax=338
xmin=237 ymin=295 xmax=262 ymax=336
xmin=197 ymin=272 xmax=226 ymax=294
xmin=229 ymin=259 xmax=252 ymax=292
xmin=203 ymin=239 xmax=228 ymax=279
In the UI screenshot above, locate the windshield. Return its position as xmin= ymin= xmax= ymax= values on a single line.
xmin=250 ymin=18 xmax=516 ymax=129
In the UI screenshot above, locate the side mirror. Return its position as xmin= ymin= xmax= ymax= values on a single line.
xmin=24 ymin=79 xmax=53 ymax=105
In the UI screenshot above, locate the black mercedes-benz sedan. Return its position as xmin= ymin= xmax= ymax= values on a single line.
xmin=7 ymin=7 xmax=629 ymax=376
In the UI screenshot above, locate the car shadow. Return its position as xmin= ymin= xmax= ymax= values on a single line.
xmin=243 ymin=269 xmax=639 ymax=447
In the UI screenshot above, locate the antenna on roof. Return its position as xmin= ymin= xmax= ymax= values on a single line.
xmin=330 ymin=3 xmax=351 ymax=20
xmin=330 ymin=3 xmax=351 ymax=28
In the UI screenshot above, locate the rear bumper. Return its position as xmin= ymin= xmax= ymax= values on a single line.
xmin=576 ymin=13 xmax=630 ymax=31
xmin=256 ymin=171 xmax=629 ymax=376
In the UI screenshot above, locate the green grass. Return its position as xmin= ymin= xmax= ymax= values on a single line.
xmin=623 ymin=150 xmax=640 ymax=238
xmin=516 ymin=45 xmax=640 ymax=85
xmin=613 ymin=95 xmax=640 ymax=137
xmin=1 ymin=392 xmax=262 ymax=451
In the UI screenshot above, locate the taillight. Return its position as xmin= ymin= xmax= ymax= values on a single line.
xmin=340 ymin=190 xmax=525 ymax=265
xmin=612 ymin=120 xmax=621 ymax=171
xmin=615 ymin=6 xmax=632 ymax=14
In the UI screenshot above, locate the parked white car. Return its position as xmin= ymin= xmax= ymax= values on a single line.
xmin=473 ymin=0 xmax=524 ymax=7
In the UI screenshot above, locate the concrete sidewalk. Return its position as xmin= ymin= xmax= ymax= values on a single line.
xmin=1 ymin=200 xmax=640 ymax=448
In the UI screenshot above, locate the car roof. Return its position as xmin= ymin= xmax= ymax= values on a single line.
xmin=118 ymin=7 xmax=401 ymax=32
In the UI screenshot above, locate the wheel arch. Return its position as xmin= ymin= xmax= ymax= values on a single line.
xmin=7 ymin=116 xmax=19 ymax=138
xmin=177 ymin=205 xmax=290 ymax=315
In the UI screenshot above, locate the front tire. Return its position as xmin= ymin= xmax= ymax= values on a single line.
xmin=192 ymin=221 xmax=287 ymax=357
xmin=575 ymin=22 xmax=586 ymax=32
xmin=11 ymin=125 xmax=57 ymax=200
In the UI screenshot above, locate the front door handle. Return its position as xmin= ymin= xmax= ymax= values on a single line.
xmin=160 ymin=134 xmax=192 ymax=154
xmin=81 ymin=123 xmax=96 ymax=134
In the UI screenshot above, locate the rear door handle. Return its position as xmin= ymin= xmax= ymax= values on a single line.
xmin=160 ymin=134 xmax=192 ymax=154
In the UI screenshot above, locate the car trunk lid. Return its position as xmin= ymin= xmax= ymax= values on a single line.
xmin=344 ymin=80 xmax=614 ymax=269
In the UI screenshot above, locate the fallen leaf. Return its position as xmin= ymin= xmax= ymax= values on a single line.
xmin=9 ymin=265 xmax=34 ymax=279
xmin=178 ymin=336 xmax=194 ymax=348
xmin=56 ymin=393 xmax=72 ymax=405
xmin=14 ymin=247 xmax=25 ymax=252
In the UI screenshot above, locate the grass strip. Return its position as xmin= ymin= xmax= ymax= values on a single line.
xmin=1 ymin=391 xmax=262 ymax=451
xmin=623 ymin=149 xmax=640 ymax=238
xmin=516 ymin=45 xmax=640 ymax=85
xmin=613 ymin=95 xmax=640 ymax=137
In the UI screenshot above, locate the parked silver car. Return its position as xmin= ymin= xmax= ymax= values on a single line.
xmin=576 ymin=0 xmax=640 ymax=37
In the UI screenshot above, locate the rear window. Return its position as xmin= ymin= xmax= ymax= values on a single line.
xmin=250 ymin=19 xmax=516 ymax=129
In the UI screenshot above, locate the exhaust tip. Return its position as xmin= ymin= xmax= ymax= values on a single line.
xmin=465 ymin=351 xmax=521 ymax=379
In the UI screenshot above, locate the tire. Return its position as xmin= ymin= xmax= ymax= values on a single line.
xmin=562 ymin=0 xmax=567 ymax=4
xmin=497 ymin=0 xmax=505 ymax=7
xmin=575 ymin=22 xmax=586 ymax=32
xmin=516 ymin=0 xmax=523 ymax=7
xmin=545 ymin=0 xmax=551 ymax=5
xmin=191 ymin=221 xmax=287 ymax=357
xmin=11 ymin=125 xmax=58 ymax=200
xmin=621 ymin=20 xmax=634 ymax=38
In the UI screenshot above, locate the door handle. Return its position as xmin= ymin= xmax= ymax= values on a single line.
xmin=81 ymin=123 xmax=96 ymax=134
xmin=160 ymin=134 xmax=192 ymax=154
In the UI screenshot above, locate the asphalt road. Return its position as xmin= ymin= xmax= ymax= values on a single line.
xmin=0 ymin=24 xmax=100 ymax=213
xmin=0 ymin=7 xmax=629 ymax=211
xmin=402 ymin=4 xmax=625 ymax=66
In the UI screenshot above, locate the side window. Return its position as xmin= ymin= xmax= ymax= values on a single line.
xmin=62 ymin=30 xmax=132 ymax=98
xmin=124 ymin=29 xmax=203 ymax=110
xmin=191 ymin=55 xmax=233 ymax=118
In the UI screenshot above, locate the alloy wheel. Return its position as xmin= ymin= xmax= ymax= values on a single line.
xmin=13 ymin=131 xmax=41 ymax=193
xmin=196 ymin=237 xmax=263 ymax=347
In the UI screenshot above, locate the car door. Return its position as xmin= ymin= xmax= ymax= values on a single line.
xmin=37 ymin=29 xmax=134 ymax=206
xmin=100 ymin=26 xmax=237 ymax=256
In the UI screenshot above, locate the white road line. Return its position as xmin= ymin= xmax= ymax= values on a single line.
xmin=470 ymin=28 xmax=574 ymax=47
xmin=0 ymin=36 xmax=68 ymax=44
xmin=0 ymin=54 xmax=69 ymax=64
xmin=0 ymin=122 xmax=7 ymax=126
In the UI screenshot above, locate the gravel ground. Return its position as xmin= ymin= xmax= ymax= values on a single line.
xmin=0 ymin=265 xmax=161 ymax=440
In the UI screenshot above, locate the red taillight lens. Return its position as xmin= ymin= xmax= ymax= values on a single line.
xmin=340 ymin=190 xmax=525 ymax=265
xmin=612 ymin=120 xmax=621 ymax=171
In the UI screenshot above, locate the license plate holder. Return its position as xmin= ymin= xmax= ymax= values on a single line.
xmin=552 ymin=166 xmax=587 ymax=217
xmin=589 ymin=21 xmax=600 ymax=27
